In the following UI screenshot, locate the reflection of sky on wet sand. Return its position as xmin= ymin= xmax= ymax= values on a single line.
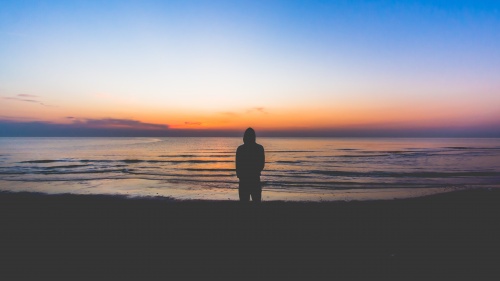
xmin=0 ymin=179 xmax=469 ymax=202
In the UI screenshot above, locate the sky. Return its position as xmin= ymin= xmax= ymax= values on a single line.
xmin=1 ymin=0 xmax=499 ymax=137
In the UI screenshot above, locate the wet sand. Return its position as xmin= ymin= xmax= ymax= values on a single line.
xmin=1 ymin=189 xmax=499 ymax=278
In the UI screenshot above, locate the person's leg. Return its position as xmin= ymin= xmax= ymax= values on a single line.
xmin=239 ymin=180 xmax=250 ymax=202
xmin=250 ymin=178 xmax=262 ymax=202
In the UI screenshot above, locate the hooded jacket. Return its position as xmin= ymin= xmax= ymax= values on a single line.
xmin=236 ymin=128 xmax=265 ymax=179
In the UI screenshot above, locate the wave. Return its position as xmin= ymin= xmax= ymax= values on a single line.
xmin=45 ymin=164 xmax=88 ymax=169
xmin=146 ymin=160 xmax=232 ymax=163
xmin=267 ymin=150 xmax=317 ymax=153
xmin=444 ymin=146 xmax=500 ymax=150
xmin=122 ymin=159 xmax=143 ymax=163
xmin=309 ymin=170 xmax=500 ymax=178
xmin=158 ymin=154 xmax=230 ymax=158
xmin=128 ymin=171 xmax=232 ymax=178
xmin=4 ymin=167 xmax=498 ymax=180
xmin=20 ymin=160 xmax=65 ymax=163
xmin=159 ymin=154 xmax=232 ymax=158
xmin=21 ymin=159 xmax=236 ymax=164
xmin=184 ymin=168 xmax=235 ymax=172
xmin=0 ymin=169 xmax=126 ymax=175
xmin=334 ymin=154 xmax=392 ymax=158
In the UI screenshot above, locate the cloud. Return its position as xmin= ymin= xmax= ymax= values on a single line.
xmin=71 ymin=118 xmax=168 ymax=130
xmin=184 ymin=122 xmax=202 ymax=126
xmin=4 ymin=97 xmax=40 ymax=103
xmin=0 ymin=115 xmax=46 ymax=122
xmin=2 ymin=118 xmax=499 ymax=137
xmin=0 ymin=118 xmax=169 ymax=137
xmin=17 ymin=94 xmax=39 ymax=98
xmin=219 ymin=111 xmax=238 ymax=117
xmin=2 ymin=94 xmax=53 ymax=107
xmin=247 ymin=107 xmax=268 ymax=114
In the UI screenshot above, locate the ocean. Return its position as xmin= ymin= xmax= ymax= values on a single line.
xmin=1 ymin=137 xmax=499 ymax=201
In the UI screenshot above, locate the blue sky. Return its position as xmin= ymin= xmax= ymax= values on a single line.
xmin=1 ymin=0 xmax=499 ymax=136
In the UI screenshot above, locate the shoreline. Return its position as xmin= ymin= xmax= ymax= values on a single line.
xmin=1 ymin=188 xmax=499 ymax=278
xmin=0 ymin=178 xmax=474 ymax=202
xmin=0 ymin=185 xmax=471 ymax=203
xmin=0 ymin=185 xmax=496 ymax=205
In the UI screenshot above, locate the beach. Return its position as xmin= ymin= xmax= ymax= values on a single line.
xmin=1 ymin=188 xmax=499 ymax=279
xmin=2 ymin=0 xmax=500 ymax=279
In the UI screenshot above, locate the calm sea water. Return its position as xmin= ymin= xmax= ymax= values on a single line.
xmin=1 ymin=137 xmax=499 ymax=201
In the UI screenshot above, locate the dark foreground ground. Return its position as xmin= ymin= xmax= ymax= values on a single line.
xmin=1 ymin=189 xmax=500 ymax=279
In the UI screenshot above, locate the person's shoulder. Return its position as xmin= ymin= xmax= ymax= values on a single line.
xmin=256 ymin=143 xmax=264 ymax=150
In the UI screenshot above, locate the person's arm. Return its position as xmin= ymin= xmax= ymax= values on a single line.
xmin=259 ymin=146 xmax=265 ymax=172
xmin=235 ymin=147 xmax=241 ymax=178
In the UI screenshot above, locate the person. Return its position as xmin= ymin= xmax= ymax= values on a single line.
xmin=235 ymin=128 xmax=265 ymax=202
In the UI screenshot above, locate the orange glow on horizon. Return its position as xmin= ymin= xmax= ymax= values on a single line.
xmin=2 ymin=95 xmax=499 ymax=132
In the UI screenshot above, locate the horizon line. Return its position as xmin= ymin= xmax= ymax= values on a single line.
xmin=1 ymin=119 xmax=499 ymax=138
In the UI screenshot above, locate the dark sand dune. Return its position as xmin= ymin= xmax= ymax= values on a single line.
xmin=1 ymin=189 xmax=499 ymax=279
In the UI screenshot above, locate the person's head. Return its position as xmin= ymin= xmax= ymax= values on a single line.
xmin=243 ymin=127 xmax=256 ymax=144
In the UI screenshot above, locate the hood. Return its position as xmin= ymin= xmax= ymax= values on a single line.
xmin=243 ymin=128 xmax=256 ymax=144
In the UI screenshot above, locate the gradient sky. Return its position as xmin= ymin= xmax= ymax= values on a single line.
xmin=1 ymin=0 xmax=499 ymax=136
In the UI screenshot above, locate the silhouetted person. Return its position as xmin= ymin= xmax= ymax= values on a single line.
xmin=236 ymin=128 xmax=265 ymax=202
